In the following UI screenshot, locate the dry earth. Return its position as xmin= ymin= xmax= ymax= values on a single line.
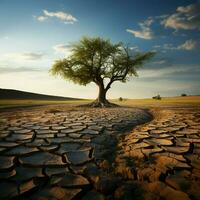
xmin=0 ymin=104 xmax=200 ymax=200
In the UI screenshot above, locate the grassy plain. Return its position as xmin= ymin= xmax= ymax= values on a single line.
xmin=0 ymin=99 xmax=91 ymax=108
xmin=114 ymin=96 xmax=200 ymax=107
xmin=0 ymin=96 xmax=200 ymax=109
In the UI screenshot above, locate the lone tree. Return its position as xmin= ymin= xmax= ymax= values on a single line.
xmin=50 ymin=37 xmax=154 ymax=107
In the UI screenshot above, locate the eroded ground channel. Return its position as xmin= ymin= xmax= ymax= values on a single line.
xmin=0 ymin=105 xmax=200 ymax=200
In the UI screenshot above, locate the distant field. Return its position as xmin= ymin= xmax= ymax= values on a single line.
xmin=0 ymin=99 xmax=91 ymax=108
xmin=0 ymin=96 xmax=200 ymax=109
xmin=0 ymin=88 xmax=79 ymax=101
xmin=113 ymin=96 xmax=200 ymax=107
xmin=0 ymin=88 xmax=91 ymax=109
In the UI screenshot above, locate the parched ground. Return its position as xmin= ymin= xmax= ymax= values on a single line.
xmin=0 ymin=104 xmax=200 ymax=200
xmin=116 ymin=107 xmax=200 ymax=200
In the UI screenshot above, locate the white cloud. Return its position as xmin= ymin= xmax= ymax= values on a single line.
xmin=141 ymin=18 xmax=154 ymax=26
xmin=161 ymin=3 xmax=200 ymax=30
xmin=162 ymin=39 xmax=198 ymax=51
xmin=127 ymin=27 xmax=154 ymax=40
xmin=153 ymin=60 xmax=166 ymax=65
xmin=177 ymin=39 xmax=198 ymax=50
xmin=0 ymin=52 xmax=48 ymax=69
xmin=162 ymin=43 xmax=177 ymax=50
xmin=129 ymin=46 xmax=140 ymax=52
xmin=127 ymin=3 xmax=200 ymax=40
xmin=37 ymin=10 xmax=77 ymax=24
xmin=22 ymin=53 xmax=44 ymax=60
xmin=177 ymin=3 xmax=200 ymax=14
xmin=53 ymin=44 xmax=72 ymax=56
xmin=127 ymin=18 xmax=154 ymax=40
xmin=139 ymin=64 xmax=200 ymax=79
xmin=155 ymin=14 xmax=169 ymax=19
xmin=0 ymin=66 xmax=41 ymax=73
xmin=3 ymin=52 xmax=44 ymax=61
xmin=37 ymin=16 xmax=48 ymax=22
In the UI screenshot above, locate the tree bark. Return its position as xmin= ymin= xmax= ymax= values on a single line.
xmin=97 ymin=84 xmax=107 ymax=104
xmin=80 ymin=81 xmax=119 ymax=108
xmin=89 ymin=83 xmax=118 ymax=107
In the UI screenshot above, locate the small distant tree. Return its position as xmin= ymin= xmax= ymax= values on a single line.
xmin=119 ymin=97 xmax=123 ymax=101
xmin=152 ymin=94 xmax=161 ymax=100
xmin=50 ymin=36 xmax=155 ymax=107
xmin=181 ymin=93 xmax=187 ymax=97
xmin=157 ymin=94 xmax=161 ymax=100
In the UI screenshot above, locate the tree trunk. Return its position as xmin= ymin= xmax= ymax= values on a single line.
xmin=79 ymin=82 xmax=119 ymax=108
xmin=97 ymin=84 xmax=107 ymax=104
xmin=87 ymin=83 xmax=118 ymax=107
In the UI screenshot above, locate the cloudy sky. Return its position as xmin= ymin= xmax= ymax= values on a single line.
xmin=0 ymin=0 xmax=200 ymax=98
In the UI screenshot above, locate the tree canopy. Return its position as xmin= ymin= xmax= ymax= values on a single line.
xmin=50 ymin=36 xmax=155 ymax=107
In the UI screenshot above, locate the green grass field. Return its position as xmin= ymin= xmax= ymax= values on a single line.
xmin=0 ymin=99 xmax=91 ymax=108
xmin=114 ymin=96 xmax=200 ymax=107
xmin=0 ymin=96 xmax=200 ymax=109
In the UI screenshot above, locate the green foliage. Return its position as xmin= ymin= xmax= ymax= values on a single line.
xmin=181 ymin=93 xmax=187 ymax=97
xmin=50 ymin=36 xmax=155 ymax=87
xmin=51 ymin=59 xmax=93 ymax=85
xmin=152 ymin=94 xmax=161 ymax=100
xmin=119 ymin=97 xmax=123 ymax=101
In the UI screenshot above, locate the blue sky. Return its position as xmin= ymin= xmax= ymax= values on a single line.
xmin=0 ymin=0 xmax=200 ymax=98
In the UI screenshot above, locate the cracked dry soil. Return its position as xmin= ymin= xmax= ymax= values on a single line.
xmin=0 ymin=105 xmax=200 ymax=200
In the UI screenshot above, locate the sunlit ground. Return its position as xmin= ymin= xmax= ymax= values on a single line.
xmin=114 ymin=96 xmax=200 ymax=106
xmin=0 ymin=99 xmax=91 ymax=108
xmin=1 ymin=96 xmax=200 ymax=109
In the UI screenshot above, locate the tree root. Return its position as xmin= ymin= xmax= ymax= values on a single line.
xmin=79 ymin=100 xmax=120 ymax=108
